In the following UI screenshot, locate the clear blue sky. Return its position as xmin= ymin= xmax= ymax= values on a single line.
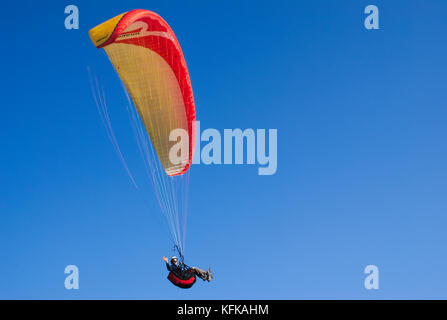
xmin=1 ymin=0 xmax=447 ymax=299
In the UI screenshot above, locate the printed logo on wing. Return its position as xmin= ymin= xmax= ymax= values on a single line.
xmin=117 ymin=21 xmax=174 ymax=42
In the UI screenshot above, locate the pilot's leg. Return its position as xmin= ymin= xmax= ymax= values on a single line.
xmin=192 ymin=267 xmax=210 ymax=281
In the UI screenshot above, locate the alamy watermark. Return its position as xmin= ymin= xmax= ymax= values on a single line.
xmin=64 ymin=5 xmax=79 ymax=30
xmin=64 ymin=265 xmax=79 ymax=290
xmin=364 ymin=265 xmax=379 ymax=290
xmin=169 ymin=121 xmax=277 ymax=175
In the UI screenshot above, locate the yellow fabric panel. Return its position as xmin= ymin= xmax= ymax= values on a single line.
xmin=89 ymin=12 xmax=127 ymax=48
xmin=104 ymin=43 xmax=189 ymax=176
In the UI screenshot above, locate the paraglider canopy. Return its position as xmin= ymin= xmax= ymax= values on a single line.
xmin=89 ymin=9 xmax=196 ymax=176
